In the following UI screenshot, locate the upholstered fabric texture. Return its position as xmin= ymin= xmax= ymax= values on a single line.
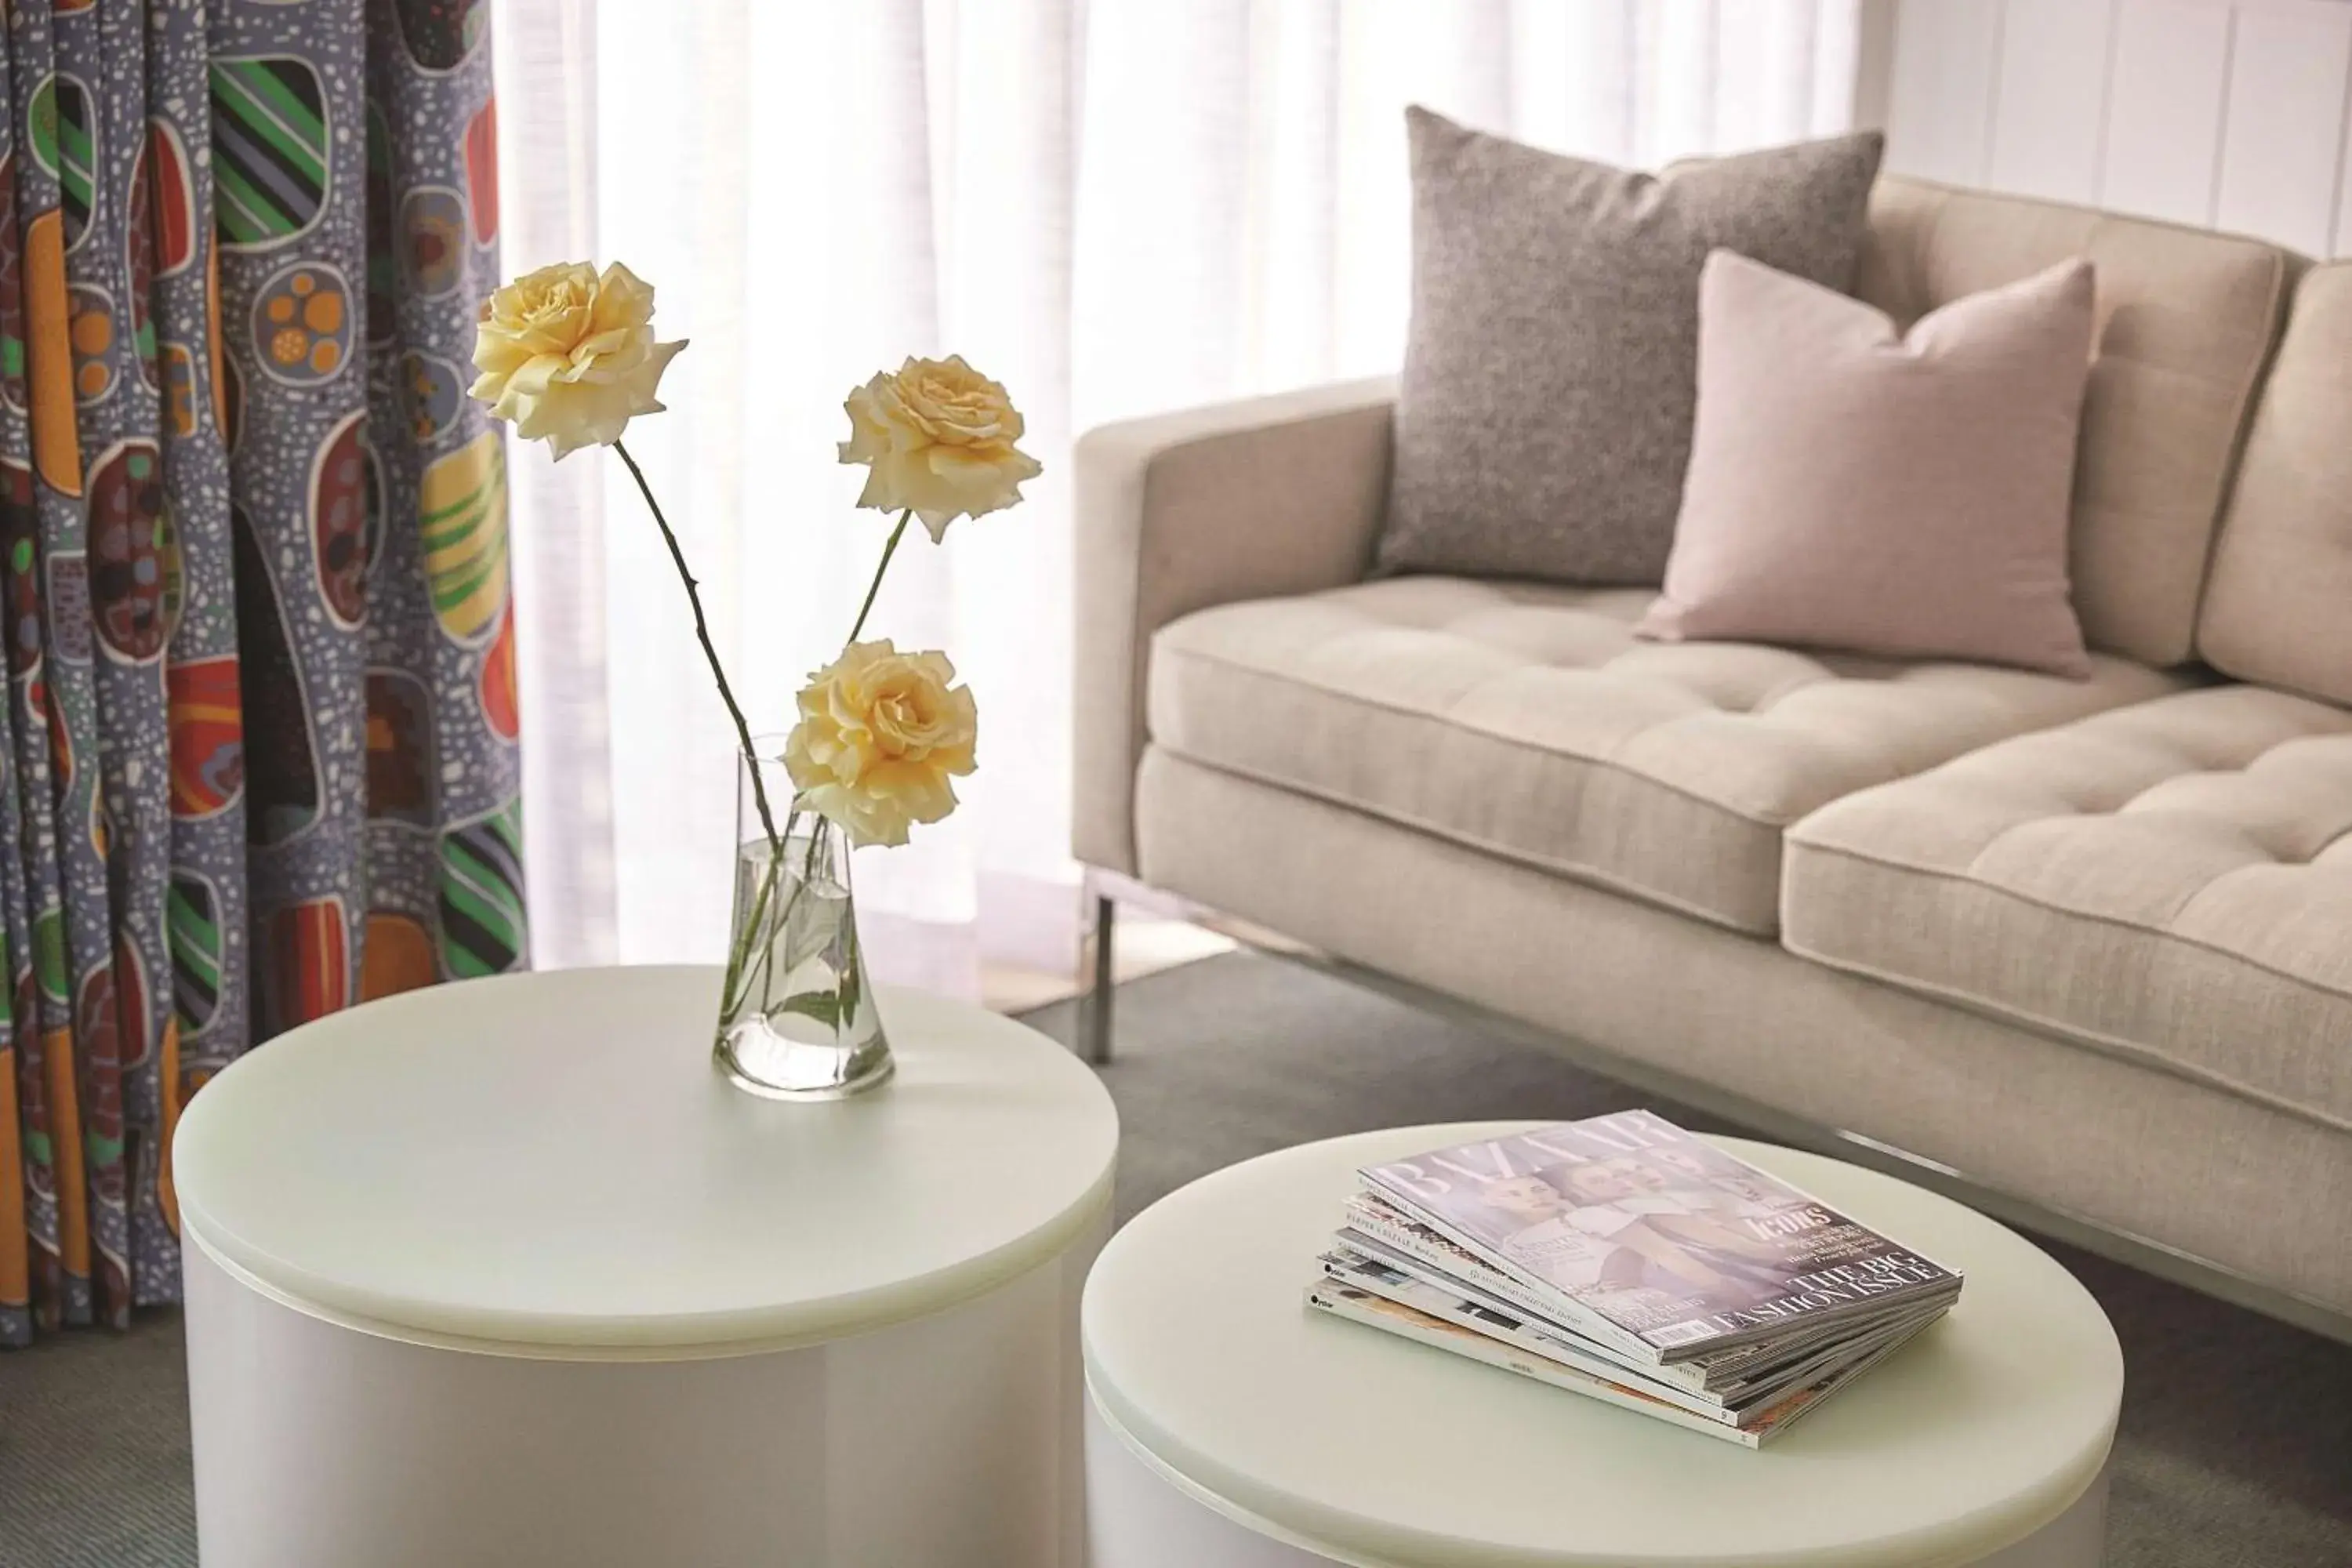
xmin=1784 ymin=685 xmax=2352 ymax=1131
xmin=1856 ymin=178 xmax=2291 ymax=666
xmin=2198 ymin=263 xmax=2352 ymax=707
xmin=1132 ymin=750 xmax=2352 ymax=1315
xmin=1147 ymin=577 xmax=2180 ymax=934
xmin=1072 ymin=379 xmax=1399 ymax=876
xmin=1642 ymin=252 xmax=2096 ymax=675
xmin=1379 ymin=111 xmax=1882 ymax=585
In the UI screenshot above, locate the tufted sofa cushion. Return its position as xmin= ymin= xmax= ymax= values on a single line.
xmin=1147 ymin=577 xmax=2180 ymax=935
xmin=1784 ymin=685 xmax=2352 ymax=1131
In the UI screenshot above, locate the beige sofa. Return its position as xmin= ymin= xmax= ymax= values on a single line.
xmin=1070 ymin=175 xmax=2352 ymax=1341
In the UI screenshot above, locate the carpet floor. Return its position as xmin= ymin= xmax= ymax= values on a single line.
xmin=4 ymin=951 xmax=2348 ymax=1566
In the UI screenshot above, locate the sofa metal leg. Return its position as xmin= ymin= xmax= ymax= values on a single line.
xmin=1078 ymin=895 xmax=1115 ymax=1066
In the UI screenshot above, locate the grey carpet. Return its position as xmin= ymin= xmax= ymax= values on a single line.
xmin=3 ymin=950 xmax=2347 ymax=1566
xmin=0 ymin=1302 xmax=193 ymax=1567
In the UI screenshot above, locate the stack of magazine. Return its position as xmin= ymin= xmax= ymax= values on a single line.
xmin=1305 ymin=1111 xmax=1962 ymax=1446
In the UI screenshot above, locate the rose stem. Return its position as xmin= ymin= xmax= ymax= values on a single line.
xmin=723 ymin=506 xmax=913 ymax=1019
xmin=612 ymin=437 xmax=783 ymax=855
xmin=844 ymin=510 xmax=913 ymax=644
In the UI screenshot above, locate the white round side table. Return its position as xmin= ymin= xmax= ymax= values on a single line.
xmin=1083 ymin=1123 xmax=2121 ymax=1568
xmin=174 ymin=964 xmax=1117 ymax=1568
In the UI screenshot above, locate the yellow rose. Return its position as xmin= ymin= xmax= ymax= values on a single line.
xmin=469 ymin=260 xmax=687 ymax=459
xmin=783 ymin=640 xmax=978 ymax=848
xmin=838 ymin=355 xmax=1043 ymax=540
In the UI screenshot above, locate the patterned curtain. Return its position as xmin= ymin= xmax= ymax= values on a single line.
xmin=0 ymin=0 xmax=520 ymax=1348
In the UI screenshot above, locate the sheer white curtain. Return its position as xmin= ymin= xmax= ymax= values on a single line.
xmin=492 ymin=0 xmax=1864 ymax=986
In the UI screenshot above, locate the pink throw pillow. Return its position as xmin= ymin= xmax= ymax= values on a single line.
xmin=1639 ymin=249 xmax=2096 ymax=677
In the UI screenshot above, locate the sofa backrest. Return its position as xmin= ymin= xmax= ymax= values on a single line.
xmin=1855 ymin=176 xmax=2292 ymax=669
xmin=2197 ymin=263 xmax=2352 ymax=709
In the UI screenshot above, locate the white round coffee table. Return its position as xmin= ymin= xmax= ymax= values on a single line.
xmin=175 ymin=964 xmax=1117 ymax=1568
xmin=1084 ymin=1123 xmax=2121 ymax=1568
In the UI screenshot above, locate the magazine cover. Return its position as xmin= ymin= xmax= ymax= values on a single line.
xmin=1303 ymin=1280 xmax=1942 ymax=1448
xmin=1339 ymin=1193 xmax=1955 ymax=1394
xmin=1358 ymin=1111 xmax=1962 ymax=1361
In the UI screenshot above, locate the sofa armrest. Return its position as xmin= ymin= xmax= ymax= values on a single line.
xmin=1073 ymin=376 xmax=1397 ymax=875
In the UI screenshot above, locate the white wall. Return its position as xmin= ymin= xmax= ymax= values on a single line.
xmin=1882 ymin=0 xmax=2352 ymax=256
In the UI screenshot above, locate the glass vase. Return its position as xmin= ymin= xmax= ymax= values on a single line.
xmin=713 ymin=747 xmax=894 ymax=1100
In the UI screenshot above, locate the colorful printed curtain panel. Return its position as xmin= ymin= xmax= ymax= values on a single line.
xmin=0 ymin=0 xmax=521 ymax=1348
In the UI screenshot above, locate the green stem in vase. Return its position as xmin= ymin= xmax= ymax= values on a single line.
xmin=722 ymin=814 xmax=837 ymax=1025
xmin=720 ymin=805 xmax=797 ymax=1022
xmin=720 ymin=506 xmax=916 ymax=1026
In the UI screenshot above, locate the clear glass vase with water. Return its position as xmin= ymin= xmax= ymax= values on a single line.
xmin=713 ymin=746 xmax=893 ymax=1099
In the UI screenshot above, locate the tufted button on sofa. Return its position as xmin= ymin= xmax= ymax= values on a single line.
xmin=1073 ymin=176 xmax=2352 ymax=1336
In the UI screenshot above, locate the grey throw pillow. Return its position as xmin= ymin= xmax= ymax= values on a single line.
xmin=1378 ymin=109 xmax=1884 ymax=584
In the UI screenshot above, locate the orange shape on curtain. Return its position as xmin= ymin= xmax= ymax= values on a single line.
xmin=42 ymin=1026 xmax=86 ymax=1283
xmin=479 ymin=606 xmax=518 ymax=740
xmin=360 ymin=912 xmax=436 ymax=1001
xmin=23 ymin=209 xmax=81 ymax=497
xmin=156 ymin=1017 xmax=183 ymax=1238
